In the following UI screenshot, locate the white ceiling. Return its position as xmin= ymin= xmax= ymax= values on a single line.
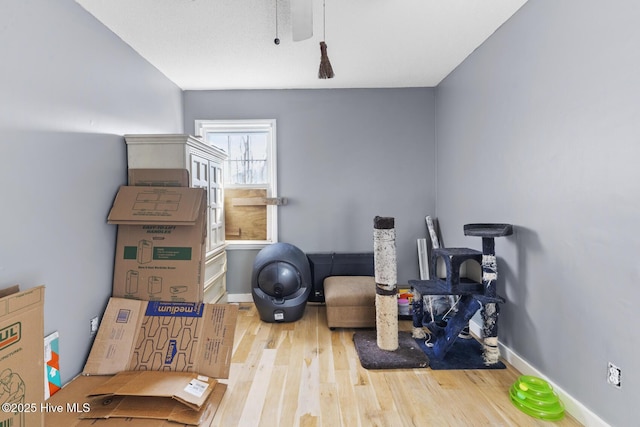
xmin=76 ymin=0 xmax=528 ymax=90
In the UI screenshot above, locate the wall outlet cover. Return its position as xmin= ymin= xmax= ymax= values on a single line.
xmin=607 ymin=362 xmax=621 ymax=388
xmin=90 ymin=316 xmax=99 ymax=335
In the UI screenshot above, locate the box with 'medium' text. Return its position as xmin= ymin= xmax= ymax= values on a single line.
xmin=0 ymin=285 xmax=45 ymax=427
xmin=108 ymin=186 xmax=207 ymax=303
xmin=83 ymin=297 xmax=238 ymax=379
xmin=56 ymin=297 xmax=237 ymax=425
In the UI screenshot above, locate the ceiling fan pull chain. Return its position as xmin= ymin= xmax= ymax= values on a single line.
xmin=318 ymin=0 xmax=335 ymax=79
xmin=274 ymin=0 xmax=280 ymax=45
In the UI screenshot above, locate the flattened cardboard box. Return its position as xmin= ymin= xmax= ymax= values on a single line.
xmin=82 ymin=371 xmax=222 ymax=425
xmin=83 ymin=298 xmax=238 ymax=379
xmin=45 ymin=374 xmax=226 ymax=426
xmin=0 ymin=285 xmax=45 ymax=427
xmin=88 ymin=371 xmax=216 ymax=411
xmin=108 ymin=186 xmax=207 ymax=302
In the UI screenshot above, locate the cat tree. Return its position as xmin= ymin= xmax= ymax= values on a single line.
xmin=410 ymin=223 xmax=513 ymax=366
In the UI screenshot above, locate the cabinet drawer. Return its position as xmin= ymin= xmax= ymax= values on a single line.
xmin=204 ymin=273 xmax=226 ymax=304
xmin=204 ymin=250 xmax=227 ymax=283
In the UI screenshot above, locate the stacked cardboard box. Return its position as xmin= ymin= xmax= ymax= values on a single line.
xmin=108 ymin=185 xmax=208 ymax=303
xmin=46 ymin=171 xmax=238 ymax=426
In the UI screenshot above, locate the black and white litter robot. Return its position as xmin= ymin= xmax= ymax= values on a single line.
xmin=251 ymin=242 xmax=311 ymax=323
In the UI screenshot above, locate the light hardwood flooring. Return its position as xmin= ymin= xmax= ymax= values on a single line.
xmin=210 ymin=303 xmax=582 ymax=427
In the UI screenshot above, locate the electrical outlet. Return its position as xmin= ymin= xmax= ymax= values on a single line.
xmin=607 ymin=362 xmax=621 ymax=388
xmin=90 ymin=316 xmax=99 ymax=336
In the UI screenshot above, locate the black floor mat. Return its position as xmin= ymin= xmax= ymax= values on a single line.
xmin=353 ymin=331 xmax=429 ymax=370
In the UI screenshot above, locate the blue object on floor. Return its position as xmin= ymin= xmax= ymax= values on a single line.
xmin=414 ymin=334 xmax=506 ymax=370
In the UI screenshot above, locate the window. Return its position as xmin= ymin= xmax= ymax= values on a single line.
xmin=195 ymin=119 xmax=278 ymax=249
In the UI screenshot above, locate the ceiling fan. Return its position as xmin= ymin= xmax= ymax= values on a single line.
xmin=289 ymin=0 xmax=334 ymax=78
xmin=291 ymin=0 xmax=313 ymax=41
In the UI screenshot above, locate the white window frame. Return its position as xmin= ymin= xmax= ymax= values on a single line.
xmin=195 ymin=119 xmax=278 ymax=250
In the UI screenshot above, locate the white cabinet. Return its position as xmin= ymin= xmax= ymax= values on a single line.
xmin=125 ymin=134 xmax=228 ymax=303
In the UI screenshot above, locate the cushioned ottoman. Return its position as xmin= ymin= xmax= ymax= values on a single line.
xmin=324 ymin=276 xmax=376 ymax=329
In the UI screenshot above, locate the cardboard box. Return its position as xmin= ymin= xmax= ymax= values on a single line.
xmin=88 ymin=371 xmax=216 ymax=411
xmin=83 ymin=371 xmax=224 ymax=425
xmin=108 ymin=186 xmax=207 ymax=302
xmin=79 ymin=298 xmax=236 ymax=425
xmin=45 ymin=374 xmax=226 ymax=426
xmin=127 ymin=169 xmax=189 ymax=187
xmin=83 ymin=298 xmax=238 ymax=379
xmin=0 ymin=285 xmax=45 ymax=427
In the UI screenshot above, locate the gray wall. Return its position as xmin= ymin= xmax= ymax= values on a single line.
xmin=435 ymin=1 xmax=639 ymax=426
xmin=0 ymin=0 xmax=183 ymax=383
xmin=184 ymin=89 xmax=437 ymax=293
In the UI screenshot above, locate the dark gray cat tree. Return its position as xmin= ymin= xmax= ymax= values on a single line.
xmin=410 ymin=223 xmax=513 ymax=367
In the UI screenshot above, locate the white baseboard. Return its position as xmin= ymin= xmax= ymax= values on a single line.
xmin=470 ymin=320 xmax=609 ymax=427
xmin=226 ymin=293 xmax=253 ymax=303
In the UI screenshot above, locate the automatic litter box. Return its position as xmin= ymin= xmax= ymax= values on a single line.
xmin=251 ymin=242 xmax=311 ymax=322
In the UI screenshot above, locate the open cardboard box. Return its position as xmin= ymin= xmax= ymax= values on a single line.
xmin=108 ymin=185 xmax=207 ymax=303
xmin=76 ymin=297 xmax=238 ymax=425
xmin=0 ymin=285 xmax=45 ymax=427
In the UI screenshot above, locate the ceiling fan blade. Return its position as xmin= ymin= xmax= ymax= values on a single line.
xmin=291 ymin=0 xmax=313 ymax=41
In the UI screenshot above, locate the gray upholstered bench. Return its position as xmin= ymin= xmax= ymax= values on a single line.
xmin=324 ymin=276 xmax=376 ymax=329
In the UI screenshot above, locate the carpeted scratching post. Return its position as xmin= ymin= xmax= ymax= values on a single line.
xmin=373 ymin=216 xmax=398 ymax=351
xmin=469 ymin=225 xmax=509 ymax=365
xmin=352 ymin=216 xmax=428 ymax=370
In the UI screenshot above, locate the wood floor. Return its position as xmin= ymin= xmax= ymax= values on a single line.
xmin=210 ymin=303 xmax=582 ymax=427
